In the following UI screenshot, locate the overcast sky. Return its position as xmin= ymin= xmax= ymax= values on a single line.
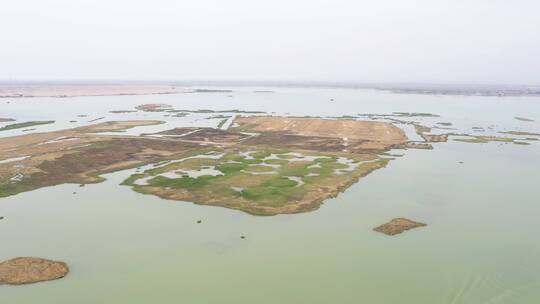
xmin=1 ymin=0 xmax=539 ymax=84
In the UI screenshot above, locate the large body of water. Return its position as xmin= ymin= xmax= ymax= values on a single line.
xmin=1 ymin=88 xmax=539 ymax=303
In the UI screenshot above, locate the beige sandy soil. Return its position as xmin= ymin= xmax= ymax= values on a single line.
xmin=232 ymin=116 xmax=408 ymax=151
xmin=373 ymin=218 xmax=426 ymax=235
xmin=0 ymin=257 xmax=68 ymax=285
xmin=0 ymin=120 xmax=188 ymax=197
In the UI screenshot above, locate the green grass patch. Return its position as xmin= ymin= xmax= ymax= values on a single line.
xmin=148 ymin=175 xmax=213 ymax=189
xmin=216 ymin=162 xmax=247 ymax=174
xmin=244 ymin=165 xmax=275 ymax=172
xmin=122 ymin=149 xmax=388 ymax=215
xmin=241 ymin=176 xmax=300 ymax=203
xmin=314 ymin=157 xmax=336 ymax=163
xmin=249 ymin=151 xmax=272 ymax=159
xmin=264 ymin=159 xmax=289 ymax=166
xmin=277 ymin=154 xmax=300 ymax=159
xmin=121 ymin=173 xmax=146 ymax=186
xmin=454 ymin=136 xmax=515 ymax=144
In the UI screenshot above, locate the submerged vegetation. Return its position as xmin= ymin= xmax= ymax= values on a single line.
xmin=171 ymin=109 xmax=266 ymax=114
xmin=109 ymin=110 xmax=137 ymax=114
xmin=499 ymin=131 xmax=540 ymax=137
xmin=0 ymin=121 xmax=54 ymax=131
xmin=217 ymin=118 xmax=229 ymax=129
xmin=135 ymin=104 xmax=266 ymax=115
xmin=357 ymin=112 xmax=440 ymax=118
xmin=453 ymin=135 xmax=523 ymax=144
xmin=514 ymin=117 xmax=535 ymax=122
xmin=392 ymin=112 xmax=440 ymax=117
xmin=193 ymin=89 xmax=233 ymax=93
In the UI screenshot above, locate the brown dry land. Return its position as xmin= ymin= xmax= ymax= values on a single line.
xmin=135 ymin=103 xmax=173 ymax=112
xmin=420 ymin=133 xmax=449 ymax=143
xmin=412 ymin=124 xmax=449 ymax=143
xmin=373 ymin=218 xmax=427 ymax=235
xmin=232 ymin=116 xmax=408 ymax=151
xmin=0 ymin=84 xmax=185 ymax=98
xmin=0 ymin=257 xmax=68 ymax=285
xmin=121 ymin=117 xmax=417 ymax=215
xmin=154 ymin=127 xmax=251 ymax=144
xmin=0 ymin=120 xmax=195 ymax=197
xmin=0 ymin=116 xmax=425 ymax=215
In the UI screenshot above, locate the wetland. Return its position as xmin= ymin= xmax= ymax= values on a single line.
xmin=1 ymin=86 xmax=539 ymax=304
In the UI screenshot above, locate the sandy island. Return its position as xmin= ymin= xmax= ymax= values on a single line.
xmin=374 ymin=218 xmax=427 ymax=235
xmin=0 ymin=257 xmax=68 ymax=285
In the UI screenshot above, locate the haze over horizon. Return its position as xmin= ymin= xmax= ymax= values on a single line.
xmin=2 ymin=0 xmax=539 ymax=85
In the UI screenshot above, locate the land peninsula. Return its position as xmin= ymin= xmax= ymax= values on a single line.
xmin=1 ymin=114 xmax=537 ymax=215
xmin=121 ymin=116 xmax=410 ymax=215
xmin=0 ymin=116 xmax=413 ymax=215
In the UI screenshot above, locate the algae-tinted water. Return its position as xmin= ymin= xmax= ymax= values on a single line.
xmin=1 ymin=88 xmax=539 ymax=303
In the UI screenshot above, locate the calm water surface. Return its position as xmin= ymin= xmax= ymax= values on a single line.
xmin=1 ymin=88 xmax=539 ymax=303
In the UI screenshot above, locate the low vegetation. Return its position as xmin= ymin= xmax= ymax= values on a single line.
xmin=514 ymin=117 xmax=534 ymax=122
xmin=217 ymin=118 xmax=228 ymax=129
xmin=373 ymin=218 xmax=427 ymax=235
xmin=0 ymin=121 xmax=54 ymax=131
xmin=122 ymin=149 xmax=390 ymax=215
xmin=453 ymin=135 xmax=519 ymax=144
xmin=499 ymin=131 xmax=540 ymax=137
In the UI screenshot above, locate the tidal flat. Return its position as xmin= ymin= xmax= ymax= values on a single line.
xmin=0 ymin=87 xmax=539 ymax=303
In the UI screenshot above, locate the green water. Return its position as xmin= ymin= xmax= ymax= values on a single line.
xmin=1 ymin=88 xmax=539 ymax=303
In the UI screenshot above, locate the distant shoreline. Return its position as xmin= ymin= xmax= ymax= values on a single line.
xmin=0 ymin=85 xmax=237 ymax=98
xmin=377 ymin=87 xmax=540 ymax=97
xmin=1 ymin=82 xmax=539 ymax=98
xmin=0 ymin=84 xmax=186 ymax=98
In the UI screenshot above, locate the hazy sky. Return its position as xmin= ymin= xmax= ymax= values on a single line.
xmin=1 ymin=0 xmax=539 ymax=84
